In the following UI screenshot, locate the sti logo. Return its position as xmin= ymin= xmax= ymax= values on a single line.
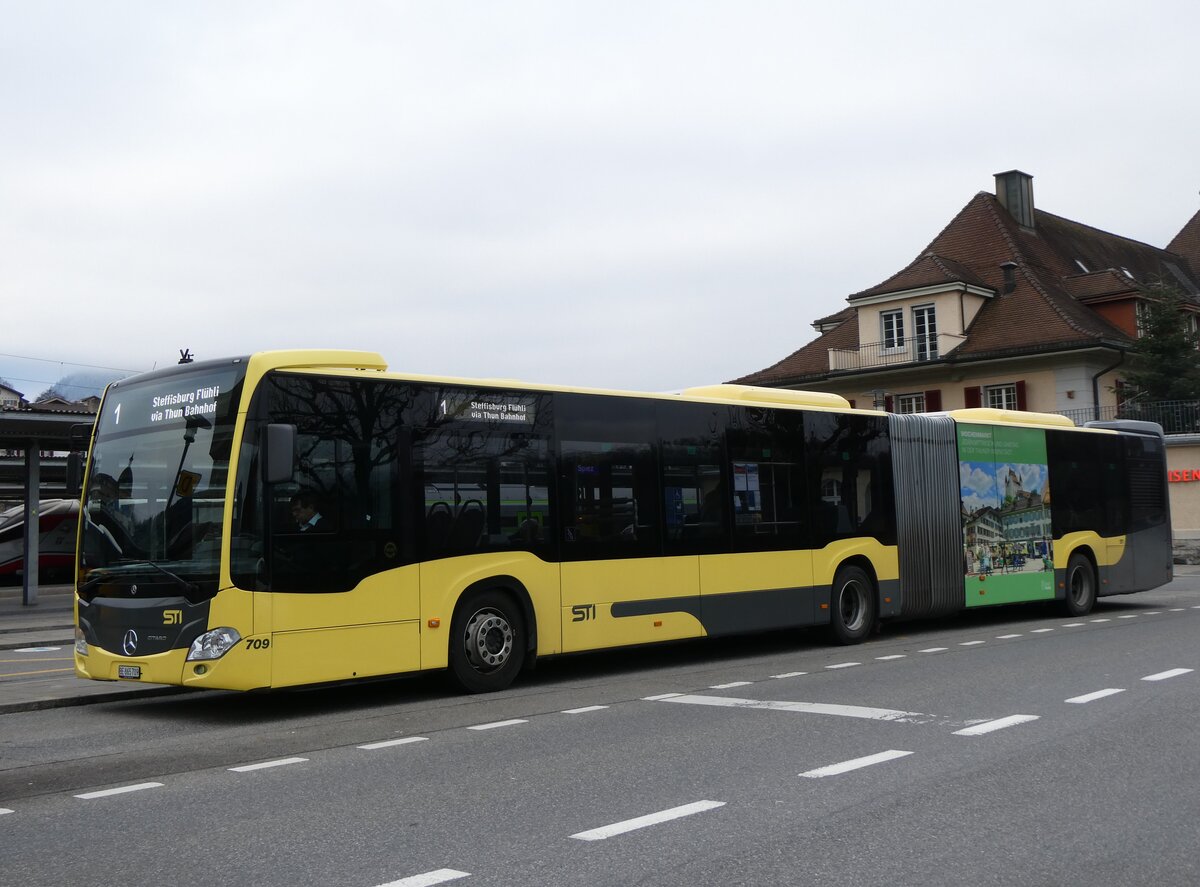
xmin=162 ymin=609 xmax=183 ymax=625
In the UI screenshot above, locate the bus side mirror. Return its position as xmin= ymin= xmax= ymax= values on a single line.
xmin=262 ymin=424 xmax=296 ymax=484
xmin=66 ymin=452 xmax=83 ymax=496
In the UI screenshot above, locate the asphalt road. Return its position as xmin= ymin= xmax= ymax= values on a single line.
xmin=3 ymin=577 xmax=1199 ymax=887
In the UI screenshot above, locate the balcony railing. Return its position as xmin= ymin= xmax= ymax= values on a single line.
xmin=829 ymin=333 xmax=966 ymax=372
xmin=1052 ymin=400 xmax=1200 ymax=434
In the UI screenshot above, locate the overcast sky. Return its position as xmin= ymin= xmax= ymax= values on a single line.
xmin=3 ymin=1 xmax=1199 ymax=400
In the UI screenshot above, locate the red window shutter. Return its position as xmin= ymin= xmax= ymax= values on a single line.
xmin=924 ymin=389 xmax=942 ymax=411
xmin=964 ymin=386 xmax=981 ymax=408
xmin=1015 ymin=380 xmax=1027 ymax=410
xmin=884 ymin=395 xmax=894 ymax=413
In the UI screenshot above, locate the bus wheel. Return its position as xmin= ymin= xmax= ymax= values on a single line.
xmin=449 ymin=589 xmax=525 ymax=693
xmin=1063 ymin=553 xmax=1096 ymax=617
xmin=830 ymin=565 xmax=876 ymax=645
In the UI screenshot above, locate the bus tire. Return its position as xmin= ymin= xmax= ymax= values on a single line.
xmin=829 ymin=564 xmax=876 ymax=645
xmin=1063 ymin=552 xmax=1097 ymax=617
xmin=449 ymin=588 xmax=526 ymax=693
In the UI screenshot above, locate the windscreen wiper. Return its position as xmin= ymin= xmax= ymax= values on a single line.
xmin=80 ymin=561 xmax=202 ymax=603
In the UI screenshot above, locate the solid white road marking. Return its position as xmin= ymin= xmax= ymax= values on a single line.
xmin=378 ymin=869 xmax=470 ymax=887
xmin=656 ymin=694 xmax=936 ymax=724
xmin=1142 ymin=668 xmax=1193 ymax=682
xmin=570 ymin=800 xmax=725 ymax=841
xmin=710 ymin=681 xmax=753 ymax=689
xmin=875 ymin=655 xmax=906 ymax=661
xmin=771 ymin=671 xmax=808 ymax=679
xmin=800 ymin=749 xmax=913 ymax=778
xmin=468 ymin=719 xmax=527 ymax=731
xmin=953 ymin=715 xmax=1039 ymax=736
xmin=229 ymin=757 xmax=308 ymax=772
xmin=1066 ymin=688 xmax=1125 ymax=704
xmin=75 ymin=782 xmax=164 ymax=799
xmin=358 ymin=737 xmax=429 ymax=750
xmin=562 ymin=705 xmax=609 ymax=714
xmin=825 ymin=662 xmax=860 ymax=669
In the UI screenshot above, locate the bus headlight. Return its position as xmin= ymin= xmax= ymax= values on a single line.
xmin=75 ymin=627 xmax=88 ymax=656
xmin=187 ymin=627 xmax=242 ymax=661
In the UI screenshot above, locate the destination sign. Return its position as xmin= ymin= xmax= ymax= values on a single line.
xmin=438 ymin=391 xmax=537 ymax=426
xmin=97 ymin=366 xmax=244 ymax=437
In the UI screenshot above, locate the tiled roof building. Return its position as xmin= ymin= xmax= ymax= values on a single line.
xmin=734 ymin=170 xmax=1200 ymax=418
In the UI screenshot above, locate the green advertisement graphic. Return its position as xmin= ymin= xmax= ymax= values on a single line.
xmin=958 ymin=425 xmax=1054 ymax=607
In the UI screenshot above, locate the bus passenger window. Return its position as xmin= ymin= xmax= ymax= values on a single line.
xmin=560 ymin=440 xmax=659 ymax=559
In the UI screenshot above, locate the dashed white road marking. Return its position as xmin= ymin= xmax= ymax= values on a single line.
xmin=1089 ymin=618 xmax=1111 ymax=623
xmin=997 ymin=634 xmax=1022 ymax=639
xmin=1062 ymin=623 xmax=1085 ymax=627
xmin=643 ymin=693 xmax=684 ymax=701
xmin=378 ymin=869 xmax=470 ymax=887
xmin=75 ymin=782 xmax=164 ymax=799
xmin=1066 ymin=688 xmax=1125 ymax=704
xmin=563 ymin=705 xmax=609 ymax=714
xmin=0 ymin=808 xmax=14 ymax=815
xmin=467 ymin=719 xmax=527 ymax=731
xmin=953 ymin=715 xmax=1039 ymax=736
xmin=959 ymin=641 xmax=985 ymax=646
xmin=1030 ymin=628 xmax=1055 ymax=633
xmin=825 ymin=662 xmax=860 ymax=670
xmin=1169 ymin=608 xmax=1186 ymax=612
xmin=710 ymin=681 xmax=754 ymax=689
xmin=358 ymin=737 xmax=428 ymax=750
xmin=875 ymin=655 xmax=906 ymax=661
xmin=920 ymin=647 xmax=948 ymax=653
xmin=229 ymin=757 xmax=307 ymax=772
xmin=800 ymin=749 xmax=913 ymax=778
xmin=570 ymin=800 xmax=725 ymax=841
xmin=771 ymin=671 xmax=808 ymax=679
xmin=654 ymin=694 xmax=937 ymax=724
xmin=1142 ymin=668 xmax=1193 ymax=682
xmin=13 ymin=646 xmax=62 ymax=653
xmin=1118 ymin=615 xmax=1139 ymax=620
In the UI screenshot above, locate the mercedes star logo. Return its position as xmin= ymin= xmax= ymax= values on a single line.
xmin=122 ymin=629 xmax=139 ymax=657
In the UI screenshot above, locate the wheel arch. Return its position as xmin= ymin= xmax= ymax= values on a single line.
xmin=457 ymin=575 xmax=538 ymax=657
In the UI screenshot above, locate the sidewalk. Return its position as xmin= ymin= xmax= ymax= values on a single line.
xmin=0 ymin=584 xmax=188 ymax=713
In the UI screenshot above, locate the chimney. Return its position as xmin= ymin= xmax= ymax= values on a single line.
xmin=994 ymin=170 xmax=1035 ymax=228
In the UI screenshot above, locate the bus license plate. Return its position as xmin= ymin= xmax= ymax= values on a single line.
xmin=117 ymin=665 xmax=142 ymax=680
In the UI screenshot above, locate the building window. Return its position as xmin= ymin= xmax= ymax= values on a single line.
xmin=1135 ymin=300 xmax=1149 ymax=338
xmin=911 ymin=305 xmax=938 ymax=361
xmin=1184 ymin=312 xmax=1199 ymax=348
xmin=986 ymin=384 xmax=1018 ymax=410
xmin=881 ymin=310 xmax=905 ymax=350
xmin=896 ymin=392 xmax=925 ymax=414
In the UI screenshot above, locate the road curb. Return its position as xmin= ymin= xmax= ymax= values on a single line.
xmin=0 ymin=684 xmax=192 ymax=715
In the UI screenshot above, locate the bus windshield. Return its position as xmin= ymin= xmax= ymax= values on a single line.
xmin=79 ymin=360 xmax=247 ymax=600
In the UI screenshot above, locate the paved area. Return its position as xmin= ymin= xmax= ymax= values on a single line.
xmin=5 ymin=566 xmax=1200 ymax=715
xmin=0 ymin=583 xmax=187 ymax=713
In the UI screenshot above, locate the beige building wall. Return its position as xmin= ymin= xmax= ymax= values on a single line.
xmin=1166 ymin=439 xmax=1200 ymax=537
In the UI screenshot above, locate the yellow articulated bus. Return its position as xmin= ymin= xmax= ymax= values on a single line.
xmin=73 ymin=350 xmax=1172 ymax=693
